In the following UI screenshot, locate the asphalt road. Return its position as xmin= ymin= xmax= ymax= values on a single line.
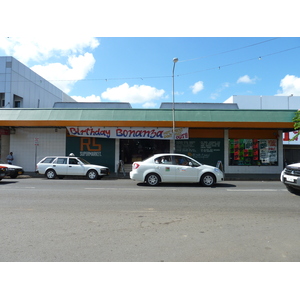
xmin=0 ymin=177 xmax=299 ymax=262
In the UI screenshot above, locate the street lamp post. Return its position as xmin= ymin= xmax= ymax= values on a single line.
xmin=172 ymin=57 xmax=178 ymax=153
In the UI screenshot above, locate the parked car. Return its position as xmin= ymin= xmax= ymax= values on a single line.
xmin=36 ymin=154 xmax=110 ymax=180
xmin=280 ymin=163 xmax=300 ymax=195
xmin=0 ymin=160 xmax=24 ymax=178
xmin=0 ymin=166 xmax=7 ymax=181
xmin=130 ymin=153 xmax=224 ymax=186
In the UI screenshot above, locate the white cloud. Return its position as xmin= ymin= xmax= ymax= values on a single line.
xmin=237 ymin=75 xmax=257 ymax=84
xmin=190 ymin=81 xmax=204 ymax=94
xmin=0 ymin=37 xmax=99 ymax=94
xmin=142 ymin=102 xmax=157 ymax=108
xmin=72 ymin=94 xmax=101 ymax=102
xmin=31 ymin=53 xmax=96 ymax=93
xmin=0 ymin=37 xmax=99 ymax=64
xmin=210 ymin=82 xmax=230 ymax=100
xmin=101 ymin=83 xmax=166 ymax=104
xmin=276 ymin=74 xmax=300 ymax=96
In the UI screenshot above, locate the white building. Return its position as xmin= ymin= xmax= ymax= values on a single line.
xmin=224 ymin=95 xmax=300 ymax=110
xmin=0 ymin=56 xmax=75 ymax=108
xmin=0 ymin=56 xmax=76 ymax=165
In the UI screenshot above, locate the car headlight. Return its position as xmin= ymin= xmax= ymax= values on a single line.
xmin=214 ymin=168 xmax=221 ymax=173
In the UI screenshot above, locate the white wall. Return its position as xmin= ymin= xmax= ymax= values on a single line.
xmin=225 ymin=95 xmax=300 ymax=110
xmin=10 ymin=128 xmax=66 ymax=172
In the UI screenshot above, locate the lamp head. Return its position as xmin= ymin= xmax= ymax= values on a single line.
xmin=173 ymin=57 xmax=178 ymax=63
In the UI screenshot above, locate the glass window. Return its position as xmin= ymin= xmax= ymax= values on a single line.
xmin=57 ymin=158 xmax=67 ymax=164
xmin=229 ymin=139 xmax=278 ymax=166
xmin=120 ymin=139 xmax=170 ymax=164
xmin=41 ymin=157 xmax=55 ymax=163
xmin=69 ymin=158 xmax=79 ymax=165
xmin=174 ymin=156 xmax=189 ymax=165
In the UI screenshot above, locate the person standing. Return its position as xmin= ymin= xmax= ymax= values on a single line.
xmin=7 ymin=152 xmax=14 ymax=164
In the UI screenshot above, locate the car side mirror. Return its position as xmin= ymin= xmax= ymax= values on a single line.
xmin=189 ymin=162 xmax=193 ymax=167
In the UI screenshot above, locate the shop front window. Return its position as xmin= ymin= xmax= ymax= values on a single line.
xmin=229 ymin=139 xmax=278 ymax=166
xmin=120 ymin=139 xmax=170 ymax=164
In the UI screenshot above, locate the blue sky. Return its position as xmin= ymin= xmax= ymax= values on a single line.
xmin=1 ymin=37 xmax=300 ymax=108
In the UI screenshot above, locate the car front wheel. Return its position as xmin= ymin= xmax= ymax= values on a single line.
xmin=46 ymin=169 xmax=56 ymax=179
xmin=87 ymin=170 xmax=98 ymax=180
xmin=200 ymin=173 xmax=216 ymax=187
xmin=145 ymin=173 xmax=160 ymax=186
xmin=285 ymin=184 xmax=300 ymax=195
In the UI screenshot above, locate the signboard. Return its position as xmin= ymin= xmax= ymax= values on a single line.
xmin=67 ymin=127 xmax=189 ymax=140
xmin=66 ymin=136 xmax=115 ymax=172
xmin=176 ymin=138 xmax=224 ymax=166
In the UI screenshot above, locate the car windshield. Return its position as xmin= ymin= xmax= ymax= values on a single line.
xmin=77 ymin=157 xmax=91 ymax=165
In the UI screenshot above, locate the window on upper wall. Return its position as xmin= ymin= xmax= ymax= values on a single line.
xmin=13 ymin=94 xmax=23 ymax=108
xmin=229 ymin=139 xmax=278 ymax=166
xmin=0 ymin=93 xmax=5 ymax=107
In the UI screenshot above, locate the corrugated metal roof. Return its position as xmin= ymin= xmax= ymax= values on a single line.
xmin=53 ymin=102 xmax=133 ymax=109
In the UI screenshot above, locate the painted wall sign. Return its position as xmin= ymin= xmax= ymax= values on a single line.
xmin=175 ymin=138 xmax=224 ymax=166
xmin=67 ymin=127 xmax=189 ymax=140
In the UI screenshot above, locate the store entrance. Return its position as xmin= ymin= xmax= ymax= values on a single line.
xmin=120 ymin=139 xmax=170 ymax=164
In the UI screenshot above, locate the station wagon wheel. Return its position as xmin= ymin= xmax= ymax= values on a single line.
xmin=87 ymin=169 xmax=98 ymax=180
xmin=145 ymin=173 xmax=160 ymax=186
xmin=46 ymin=169 xmax=56 ymax=179
xmin=200 ymin=173 xmax=216 ymax=187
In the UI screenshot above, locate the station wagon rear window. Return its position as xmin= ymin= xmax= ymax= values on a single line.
xmin=41 ymin=157 xmax=56 ymax=163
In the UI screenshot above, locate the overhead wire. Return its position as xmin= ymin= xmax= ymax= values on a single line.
xmin=176 ymin=45 xmax=300 ymax=77
xmin=48 ymin=40 xmax=299 ymax=82
xmin=178 ymin=37 xmax=281 ymax=63
xmin=1 ymin=38 xmax=299 ymax=83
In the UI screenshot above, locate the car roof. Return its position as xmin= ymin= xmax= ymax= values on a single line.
xmin=44 ymin=156 xmax=78 ymax=158
xmin=152 ymin=153 xmax=187 ymax=157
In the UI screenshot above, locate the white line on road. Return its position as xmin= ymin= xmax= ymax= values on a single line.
xmin=226 ymin=189 xmax=287 ymax=192
xmin=85 ymin=188 xmax=177 ymax=191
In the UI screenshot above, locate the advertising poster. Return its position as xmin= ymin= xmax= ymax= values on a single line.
xmin=229 ymin=139 xmax=277 ymax=166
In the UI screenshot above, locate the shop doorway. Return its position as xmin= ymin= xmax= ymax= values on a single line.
xmin=120 ymin=139 xmax=170 ymax=164
xmin=284 ymin=146 xmax=300 ymax=165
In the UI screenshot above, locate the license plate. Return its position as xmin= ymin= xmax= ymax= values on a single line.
xmin=18 ymin=171 xmax=22 ymax=174
xmin=285 ymin=175 xmax=296 ymax=182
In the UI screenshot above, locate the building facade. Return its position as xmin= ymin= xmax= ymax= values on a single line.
xmin=0 ymin=106 xmax=295 ymax=177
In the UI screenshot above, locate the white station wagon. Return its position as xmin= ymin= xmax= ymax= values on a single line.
xmin=130 ymin=153 xmax=224 ymax=186
xmin=36 ymin=154 xmax=110 ymax=180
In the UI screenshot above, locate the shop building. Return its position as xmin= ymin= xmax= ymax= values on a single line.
xmin=0 ymin=104 xmax=295 ymax=177
xmin=225 ymin=95 xmax=300 ymax=165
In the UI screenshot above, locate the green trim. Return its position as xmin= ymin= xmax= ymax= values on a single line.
xmin=0 ymin=108 xmax=296 ymax=123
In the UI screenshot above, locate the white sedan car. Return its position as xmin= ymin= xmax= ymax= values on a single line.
xmin=130 ymin=153 xmax=224 ymax=186
xmin=36 ymin=154 xmax=110 ymax=180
